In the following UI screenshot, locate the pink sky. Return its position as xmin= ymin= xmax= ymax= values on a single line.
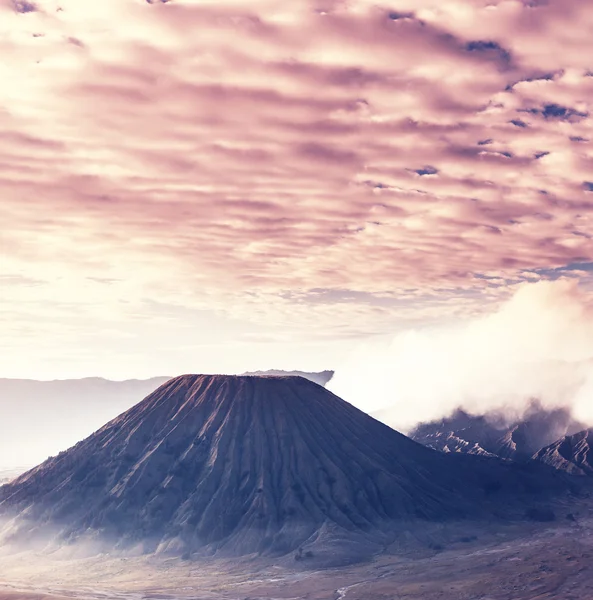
xmin=1 ymin=0 xmax=593 ymax=379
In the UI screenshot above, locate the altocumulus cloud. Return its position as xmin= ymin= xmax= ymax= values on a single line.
xmin=0 ymin=0 xmax=592 ymax=374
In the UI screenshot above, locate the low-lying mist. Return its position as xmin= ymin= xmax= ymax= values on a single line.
xmin=329 ymin=280 xmax=593 ymax=432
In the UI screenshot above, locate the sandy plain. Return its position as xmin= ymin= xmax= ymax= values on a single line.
xmin=2 ymin=516 xmax=593 ymax=600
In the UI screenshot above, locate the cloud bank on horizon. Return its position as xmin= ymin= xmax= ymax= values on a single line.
xmin=330 ymin=280 xmax=593 ymax=430
xmin=1 ymin=0 xmax=593 ymax=377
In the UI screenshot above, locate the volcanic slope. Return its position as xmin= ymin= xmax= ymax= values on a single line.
xmin=533 ymin=429 xmax=593 ymax=476
xmin=0 ymin=376 xmax=575 ymax=559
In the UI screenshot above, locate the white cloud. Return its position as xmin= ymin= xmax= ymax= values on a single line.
xmin=330 ymin=280 xmax=593 ymax=429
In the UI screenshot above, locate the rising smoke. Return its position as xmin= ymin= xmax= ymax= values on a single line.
xmin=329 ymin=280 xmax=593 ymax=432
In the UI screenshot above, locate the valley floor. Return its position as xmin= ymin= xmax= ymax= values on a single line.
xmin=2 ymin=519 xmax=593 ymax=600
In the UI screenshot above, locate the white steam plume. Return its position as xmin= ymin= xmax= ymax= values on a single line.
xmin=329 ymin=280 xmax=593 ymax=432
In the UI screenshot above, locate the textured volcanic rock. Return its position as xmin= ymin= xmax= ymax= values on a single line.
xmin=0 ymin=376 xmax=576 ymax=558
xmin=411 ymin=410 xmax=501 ymax=458
xmin=533 ymin=430 xmax=593 ymax=476
xmin=411 ymin=404 xmax=586 ymax=462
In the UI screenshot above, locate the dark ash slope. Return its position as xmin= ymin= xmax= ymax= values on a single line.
xmin=0 ymin=376 xmax=577 ymax=558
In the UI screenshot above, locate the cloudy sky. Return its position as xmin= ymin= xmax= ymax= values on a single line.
xmin=2 ymin=0 xmax=593 ymax=380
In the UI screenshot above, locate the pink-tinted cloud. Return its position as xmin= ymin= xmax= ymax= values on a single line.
xmin=1 ymin=0 xmax=593 ymax=376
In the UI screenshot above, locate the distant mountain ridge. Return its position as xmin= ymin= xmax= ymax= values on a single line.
xmin=410 ymin=403 xmax=586 ymax=462
xmin=534 ymin=430 xmax=593 ymax=476
xmin=242 ymin=369 xmax=334 ymax=386
xmin=0 ymin=376 xmax=171 ymax=468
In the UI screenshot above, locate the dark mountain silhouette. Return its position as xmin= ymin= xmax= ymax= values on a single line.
xmin=0 ymin=376 xmax=577 ymax=560
xmin=533 ymin=430 xmax=593 ymax=476
xmin=411 ymin=403 xmax=586 ymax=462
